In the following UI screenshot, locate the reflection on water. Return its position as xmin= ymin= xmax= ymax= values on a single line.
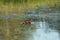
xmin=31 ymin=21 xmax=60 ymax=40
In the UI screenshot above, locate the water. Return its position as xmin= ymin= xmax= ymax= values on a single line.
xmin=31 ymin=21 xmax=60 ymax=40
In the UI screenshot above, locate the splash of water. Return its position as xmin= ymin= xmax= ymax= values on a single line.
xmin=31 ymin=21 xmax=59 ymax=40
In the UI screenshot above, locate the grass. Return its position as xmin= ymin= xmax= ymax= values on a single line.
xmin=0 ymin=0 xmax=60 ymax=13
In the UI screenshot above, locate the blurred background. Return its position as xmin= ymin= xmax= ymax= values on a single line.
xmin=0 ymin=0 xmax=60 ymax=40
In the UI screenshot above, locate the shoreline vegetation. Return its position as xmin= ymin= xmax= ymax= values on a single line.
xmin=0 ymin=0 xmax=60 ymax=13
